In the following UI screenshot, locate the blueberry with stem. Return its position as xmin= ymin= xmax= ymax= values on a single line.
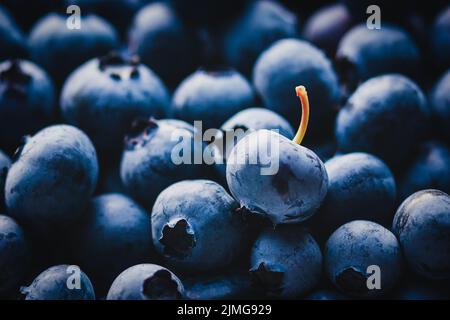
xmin=226 ymin=86 xmax=328 ymax=225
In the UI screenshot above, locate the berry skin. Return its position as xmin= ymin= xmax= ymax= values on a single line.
xmin=171 ymin=69 xmax=255 ymax=130
xmin=29 ymin=13 xmax=119 ymax=85
xmin=302 ymin=3 xmax=353 ymax=56
xmin=253 ymin=39 xmax=339 ymax=142
xmin=305 ymin=289 xmax=348 ymax=300
xmin=430 ymin=6 xmax=450 ymax=71
xmin=336 ymin=24 xmax=420 ymax=91
xmin=107 ymin=264 xmax=184 ymax=300
xmin=60 ymin=53 xmax=170 ymax=153
xmin=128 ymin=2 xmax=198 ymax=88
xmin=223 ymin=0 xmax=298 ymax=77
xmin=311 ymin=152 xmax=396 ymax=239
xmin=325 ymin=220 xmax=403 ymax=298
xmin=226 ymin=130 xmax=328 ymax=225
xmin=0 ymin=5 xmax=27 ymax=61
xmin=399 ymin=142 xmax=450 ymax=200
xmin=21 ymin=265 xmax=95 ymax=300
xmin=5 ymin=125 xmax=98 ymax=235
xmin=184 ymin=272 xmax=257 ymax=300
xmin=0 ymin=215 xmax=30 ymax=298
xmin=120 ymin=119 xmax=206 ymax=210
xmin=250 ymin=226 xmax=322 ymax=298
xmin=152 ymin=180 xmax=249 ymax=274
xmin=0 ymin=59 xmax=55 ymax=150
xmin=0 ymin=151 xmax=11 ymax=212
xmin=335 ymin=74 xmax=429 ymax=168
xmin=430 ymin=68 xmax=450 ymax=139
xmin=393 ymin=189 xmax=450 ymax=280
xmin=73 ymin=193 xmax=155 ymax=294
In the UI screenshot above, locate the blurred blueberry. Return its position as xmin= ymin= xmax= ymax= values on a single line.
xmin=0 ymin=151 xmax=11 ymax=212
xmin=120 ymin=119 xmax=206 ymax=210
xmin=305 ymin=289 xmax=349 ymax=300
xmin=336 ymin=24 xmax=421 ymax=92
xmin=61 ymin=52 xmax=170 ymax=153
xmin=184 ymin=272 xmax=258 ymax=300
xmin=0 ymin=60 xmax=55 ymax=151
xmin=128 ymin=2 xmax=198 ymax=88
xmin=325 ymin=220 xmax=403 ymax=298
xmin=0 ymin=5 xmax=27 ymax=61
xmin=107 ymin=263 xmax=184 ymax=300
xmin=29 ymin=12 xmax=119 ymax=85
xmin=430 ymin=68 xmax=450 ymax=140
xmin=73 ymin=193 xmax=155 ymax=294
xmin=227 ymin=130 xmax=328 ymax=225
xmin=21 ymin=265 xmax=95 ymax=300
xmin=302 ymin=3 xmax=353 ymax=56
xmin=5 ymin=125 xmax=98 ymax=236
xmin=250 ymin=225 xmax=322 ymax=298
xmin=393 ymin=189 xmax=450 ymax=280
xmin=66 ymin=0 xmax=152 ymax=37
xmin=336 ymin=74 xmax=429 ymax=168
xmin=171 ymin=69 xmax=254 ymax=130
xmin=430 ymin=6 xmax=450 ymax=71
xmin=253 ymin=39 xmax=339 ymax=143
xmin=399 ymin=142 xmax=450 ymax=200
xmin=223 ymin=0 xmax=298 ymax=77
xmin=152 ymin=180 xmax=249 ymax=274
xmin=311 ymin=152 xmax=396 ymax=240
xmin=0 ymin=215 xmax=30 ymax=298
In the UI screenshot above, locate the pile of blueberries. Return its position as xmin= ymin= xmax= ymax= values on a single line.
xmin=0 ymin=0 xmax=450 ymax=300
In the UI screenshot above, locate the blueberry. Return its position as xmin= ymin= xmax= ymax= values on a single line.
xmin=341 ymin=0 xmax=409 ymax=22
xmin=430 ymin=6 xmax=450 ymax=71
xmin=0 ymin=215 xmax=30 ymax=298
xmin=2 ymin=0 xmax=64 ymax=31
xmin=171 ymin=69 xmax=255 ymax=130
xmin=29 ymin=12 xmax=119 ymax=85
xmin=393 ymin=277 xmax=450 ymax=300
xmin=393 ymin=189 xmax=450 ymax=280
xmin=336 ymin=24 xmax=420 ymax=91
xmin=21 ymin=265 xmax=95 ymax=300
xmin=302 ymin=3 xmax=354 ymax=56
xmin=0 ymin=151 xmax=11 ymax=212
xmin=73 ymin=193 xmax=155 ymax=294
xmin=184 ymin=272 xmax=258 ymax=300
xmin=0 ymin=59 xmax=55 ymax=151
xmin=152 ymin=180 xmax=249 ymax=274
xmin=5 ymin=125 xmax=98 ymax=235
xmin=221 ymin=108 xmax=295 ymax=140
xmin=120 ymin=119 xmax=206 ymax=210
xmin=214 ymin=108 xmax=294 ymax=181
xmin=170 ymin=0 xmax=250 ymax=27
xmin=336 ymin=74 xmax=429 ymax=168
xmin=325 ymin=220 xmax=403 ymax=298
xmin=253 ymin=39 xmax=339 ymax=142
xmin=250 ymin=226 xmax=322 ymax=298
xmin=311 ymin=152 xmax=396 ymax=239
xmin=66 ymin=0 xmax=149 ymax=37
xmin=107 ymin=264 xmax=184 ymax=300
xmin=430 ymin=69 xmax=450 ymax=139
xmin=223 ymin=0 xmax=298 ymax=77
xmin=305 ymin=289 xmax=348 ymax=300
xmin=399 ymin=142 xmax=450 ymax=200
xmin=61 ymin=53 xmax=170 ymax=153
xmin=128 ymin=2 xmax=198 ymax=88
xmin=0 ymin=5 xmax=27 ymax=61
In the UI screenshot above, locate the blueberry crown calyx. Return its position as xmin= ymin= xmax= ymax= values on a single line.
xmin=124 ymin=117 xmax=159 ymax=150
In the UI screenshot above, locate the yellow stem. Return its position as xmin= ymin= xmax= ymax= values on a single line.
xmin=293 ymin=85 xmax=310 ymax=145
